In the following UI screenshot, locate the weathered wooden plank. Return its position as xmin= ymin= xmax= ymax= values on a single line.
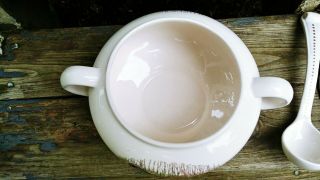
xmin=1 ymin=14 xmax=320 ymax=179
xmin=0 ymin=26 xmax=121 ymax=100
xmin=0 ymin=98 xmax=319 ymax=179
xmin=0 ymin=15 xmax=308 ymax=100
xmin=0 ymin=64 xmax=69 ymax=99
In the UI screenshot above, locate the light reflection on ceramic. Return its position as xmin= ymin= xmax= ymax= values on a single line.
xmin=60 ymin=11 xmax=294 ymax=176
xmin=107 ymin=20 xmax=244 ymax=143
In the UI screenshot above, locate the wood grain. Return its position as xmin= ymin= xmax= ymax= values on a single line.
xmin=1 ymin=14 xmax=320 ymax=178
xmin=0 ymin=98 xmax=319 ymax=179
xmin=0 ymin=15 xmax=306 ymax=100
xmin=0 ymin=26 xmax=121 ymax=99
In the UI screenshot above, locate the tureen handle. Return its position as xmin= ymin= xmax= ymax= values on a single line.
xmin=60 ymin=66 xmax=102 ymax=96
xmin=252 ymin=77 xmax=294 ymax=110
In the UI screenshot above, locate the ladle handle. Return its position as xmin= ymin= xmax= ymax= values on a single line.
xmin=298 ymin=12 xmax=320 ymax=119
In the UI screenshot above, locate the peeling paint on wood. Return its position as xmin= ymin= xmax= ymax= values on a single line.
xmin=7 ymin=114 xmax=27 ymax=125
xmin=0 ymin=99 xmax=42 ymax=112
xmin=0 ymin=133 xmax=57 ymax=152
xmin=23 ymin=173 xmax=37 ymax=180
xmin=226 ymin=16 xmax=261 ymax=26
xmin=0 ymin=133 xmax=27 ymax=151
xmin=39 ymin=141 xmax=57 ymax=152
xmin=0 ymin=69 xmax=26 ymax=78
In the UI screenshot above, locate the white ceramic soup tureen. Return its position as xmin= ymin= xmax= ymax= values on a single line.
xmin=60 ymin=11 xmax=293 ymax=176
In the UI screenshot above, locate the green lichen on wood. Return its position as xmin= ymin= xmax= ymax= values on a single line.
xmin=0 ymin=34 xmax=3 ymax=55
xmin=296 ymin=0 xmax=320 ymax=14
xmin=0 ymin=6 xmax=21 ymax=29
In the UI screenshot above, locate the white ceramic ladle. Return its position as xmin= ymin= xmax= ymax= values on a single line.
xmin=282 ymin=12 xmax=320 ymax=171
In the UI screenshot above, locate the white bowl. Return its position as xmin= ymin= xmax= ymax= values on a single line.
xmin=60 ymin=11 xmax=293 ymax=176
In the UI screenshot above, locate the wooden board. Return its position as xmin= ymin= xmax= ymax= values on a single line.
xmin=0 ymin=26 xmax=121 ymax=99
xmin=1 ymin=14 xmax=320 ymax=179
xmin=0 ymin=98 xmax=319 ymax=179
xmin=0 ymin=15 xmax=307 ymax=100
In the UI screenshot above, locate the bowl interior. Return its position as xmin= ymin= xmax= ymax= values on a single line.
xmin=107 ymin=20 xmax=241 ymax=143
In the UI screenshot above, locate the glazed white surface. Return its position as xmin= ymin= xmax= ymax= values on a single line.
xmin=90 ymin=12 xmax=260 ymax=173
xmin=107 ymin=19 xmax=241 ymax=143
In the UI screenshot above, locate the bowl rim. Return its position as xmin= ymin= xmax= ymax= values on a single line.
xmin=101 ymin=11 xmax=260 ymax=149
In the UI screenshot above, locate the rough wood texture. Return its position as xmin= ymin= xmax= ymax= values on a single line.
xmin=1 ymin=15 xmax=320 ymax=179
xmin=0 ymin=6 xmax=21 ymax=30
xmin=0 ymin=98 xmax=319 ymax=179
xmin=0 ymin=15 xmax=307 ymax=100
xmin=296 ymin=0 xmax=320 ymax=14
